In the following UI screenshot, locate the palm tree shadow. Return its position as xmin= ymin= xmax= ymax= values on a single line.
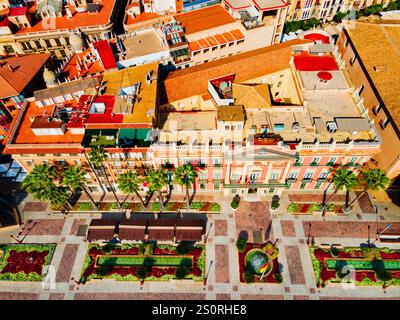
xmin=264 ymin=221 xmax=272 ymax=242
xmin=144 ymin=191 xmax=154 ymax=207
xmin=189 ymin=184 xmax=196 ymax=205
xmin=165 ymin=185 xmax=173 ymax=206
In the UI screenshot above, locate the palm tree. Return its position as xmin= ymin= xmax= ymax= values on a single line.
xmin=22 ymin=164 xmax=57 ymax=201
xmin=48 ymin=186 xmax=70 ymax=209
xmin=118 ymin=170 xmax=146 ymax=208
xmin=88 ymin=146 xmax=122 ymax=210
xmin=345 ymin=169 xmax=390 ymax=210
xmin=62 ymin=166 xmax=99 ymax=209
xmin=322 ymin=168 xmax=358 ymax=217
xmin=22 ymin=164 xmax=72 ymax=209
xmin=174 ymin=164 xmax=197 ymax=209
xmin=146 ymin=168 xmax=169 ymax=210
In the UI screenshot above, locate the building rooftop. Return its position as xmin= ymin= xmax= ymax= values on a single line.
xmin=252 ymin=0 xmax=288 ymax=10
xmin=15 ymin=0 xmax=117 ymax=34
xmin=161 ymin=39 xmax=311 ymax=103
xmin=344 ymin=21 xmax=400 ymax=130
xmin=173 ymin=5 xmax=235 ymax=35
xmin=293 ymin=52 xmax=338 ymax=71
xmin=159 ymin=111 xmax=217 ymax=131
xmin=61 ymin=48 xmax=105 ymax=81
xmin=100 ymin=62 xmax=159 ymax=125
xmin=11 ymin=101 xmax=84 ymax=145
xmin=34 ymin=77 xmax=101 ymax=101
xmin=121 ymin=28 xmax=167 ymax=60
xmin=93 ymin=40 xmax=117 ymax=70
xmin=0 ymin=53 xmax=50 ymax=98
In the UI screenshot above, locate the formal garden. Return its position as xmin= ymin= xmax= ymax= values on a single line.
xmin=0 ymin=243 xmax=56 ymax=281
xmin=287 ymin=203 xmax=343 ymax=214
xmin=67 ymin=201 xmax=220 ymax=213
xmin=236 ymin=239 xmax=282 ymax=284
xmin=310 ymin=246 xmax=400 ymax=287
xmin=79 ymin=242 xmax=205 ymax=283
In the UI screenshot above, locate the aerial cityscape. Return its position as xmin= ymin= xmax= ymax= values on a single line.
xmin=0 ymin=0 xmax=399 ymax=305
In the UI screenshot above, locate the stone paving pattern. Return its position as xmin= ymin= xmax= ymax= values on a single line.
xmin=1 ymin=190 xmax=400 ymax=300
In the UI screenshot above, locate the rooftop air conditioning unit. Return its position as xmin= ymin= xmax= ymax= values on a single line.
xmin=326 ymin=121 xmax=338 ymax=133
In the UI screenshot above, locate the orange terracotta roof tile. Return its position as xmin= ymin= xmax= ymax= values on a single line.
xmin=12 ymin=102 xmax=84 ymax=145
xmin=125 ymin=12 xmax=158 ymax=25
xmin=161 ymin=39 xmax=312 ymax=103
xmin=189 ymin=41 xmax=202 ymax=52
xmin=230 ymin=29 xmax=245 ymax=41
xmin=174 ymin=5 xmax=235 ymax=35
xmin=222 ymin=31 xmax=235 ymax=43
xmin=205 ymin=36 xmax=219 ymax=47
xmin=0 ymin=53 xmax=51 ymax=98
xmin=214 ymin=34 xmax=228 ymax=45
xmin=197 ymin=38 xmax=210 ymax=49
xmin=16 ymin=0 xmax=117 ymax=34
xmin=62 ymin=48 xmax=105 ymax=81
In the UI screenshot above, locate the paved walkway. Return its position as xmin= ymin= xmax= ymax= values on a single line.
xmin=0 ymin=191 xmax=400 ymax=300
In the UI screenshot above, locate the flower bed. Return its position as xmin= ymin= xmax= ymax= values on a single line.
xmin=310 ymin=246 xmax=400 ymax=287
xmin=287 ymin=202 xmax=343 ymax=214
xmin=238 ymin=242 xmax=281 ymax=284
xmin=62 ymin=201 xmax=220 ymax=213
xmin=0 ymin=244 xmax=56 ymax=281
xmin=80 ymin=243 xmax=205 ymax=283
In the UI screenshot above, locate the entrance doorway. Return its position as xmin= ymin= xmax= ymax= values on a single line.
xmin=248 ymin=188 xmax=258 ymax=194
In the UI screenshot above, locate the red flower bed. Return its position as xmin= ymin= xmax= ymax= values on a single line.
xmin=200 ymin=203 xmax=212 ymax=212
xmin=109 ymin=267 xmax=138 ymax=277
xmin=149 ymin=267 xmax=176 ymax=278
xmin=337 ymin=251 xmax=356 ymax=258
xmin=111 ymin=247 xmax=139 ymax=255
xmin=81 ymin=244 xmax=205 ymax=282
xmin=389 ymin=271 xmax=400 ymax=279
xmin=1 ymin=250 xmax=49 ymax=275
xmin=380 ymin=252 xmax=400 ymax=260
xmin=313 ymin=249 xmax=332 ymax=261
xmin=153 ymin=247 xmax=176 ymax=255
xmin=356 ymin=271 xmax=376 ymax=282
xmin=320 ymin=269 xmax=337 ymax=282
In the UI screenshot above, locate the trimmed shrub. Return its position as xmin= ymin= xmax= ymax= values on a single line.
xmin=243 ymin=270 xmax=253 ymax=283
xmin=176 ymin=242 xmax=194 ymax=255
xmin=236 ymin=238 xmax=247 ymax=253
xmin=175 ymin=266 xmax=190 ymax=279
xmin=274 ymin=273 xmax=283 ymax=283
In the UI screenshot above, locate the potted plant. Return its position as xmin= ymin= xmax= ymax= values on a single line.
xmin=270 ymin=195 xmax=280 ymax=212
xmin=231 ymin=195 xmax=240 ymax=211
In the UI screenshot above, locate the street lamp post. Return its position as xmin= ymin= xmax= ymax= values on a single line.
xmin=367 ymin=225 xmax=371 ymax=247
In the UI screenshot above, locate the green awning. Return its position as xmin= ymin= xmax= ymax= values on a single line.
xmin=136 ymin=128 xmax=151 ymax=140
xmin=119 ymin=129 xmax=136 ymax=140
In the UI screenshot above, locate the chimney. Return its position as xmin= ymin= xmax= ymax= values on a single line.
xmin=7 ymin=64 xmax=14 ymax=72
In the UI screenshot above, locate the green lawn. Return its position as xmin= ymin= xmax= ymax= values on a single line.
xmin=326 ymin=259 xmax=400 ymax=271
xmin=96 ymin=255 xmax=193 ymax=267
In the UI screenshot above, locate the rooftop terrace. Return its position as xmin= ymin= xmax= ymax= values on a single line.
xmin=12 ymin=0 xmax=117 ymax=35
